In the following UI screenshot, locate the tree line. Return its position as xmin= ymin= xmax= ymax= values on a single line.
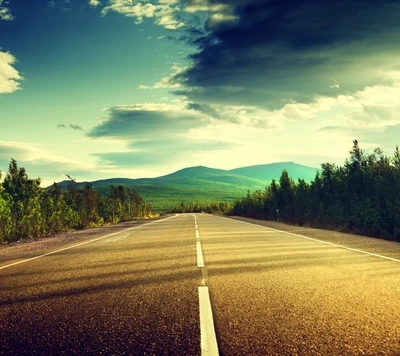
xmin=0 ymin=159 xmax=152 ymax=244
xmin=169 ymin=200 xmax=232 ymax=214
xmin=230 ymin=141 xmax=400 ymax=241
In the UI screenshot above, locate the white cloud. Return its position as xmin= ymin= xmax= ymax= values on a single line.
xmin=138 ymin=64 xmax=187 ymax=89
xmin=159 ymin=0 xmax=179 ymax=4
xmin=329 ymin=79 xmax=340 ymax=89
xmin=100 ymin=0 xmax=183 ymax=29
xmin=0 ymin=0 xmax=13 ymax=20
xmin=183 ymin=0 xmax=238 ymax=30
xmin=205 ymin=104 xmax=281 ymax=129
xmin=329 ymin=82 xmax=400 ymax=130
xmin=0 ymin=52 xmax=22 ymax=93
xmin=182 ymin=77 xmax=400 ymax=152
xmin=0 ymin=141 xmax=68 ymax=164
xmin=184 ymin=1 xmax=232 ymax=13
xmin=101 ymin=1 xmax=158 ymax=23
xmin=142 ymin=75 xmax=400 ymax=139
xmin=154 ymin=5 xmax=184 ymax=30
xmin=0 ymin=139 xmax=136 ymax=187
xmin=89 ymin=0 xmax=100 ymax=7
xmin=206 ymin=13 xmax=239 ymax=29
xmin=279 ymin=102 xmax=318 ymax=121
xmin=0 ymin=141 xmax=92 ymax=186
xmin=270 ymin=80 xmax=400 ymax=125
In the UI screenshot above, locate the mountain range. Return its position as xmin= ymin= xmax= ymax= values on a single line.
xmin=54 ymin=162 xmax=318 ymax=212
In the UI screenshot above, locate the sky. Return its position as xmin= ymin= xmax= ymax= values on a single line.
xmin=1 ymin=0 xmax=400 ymax=186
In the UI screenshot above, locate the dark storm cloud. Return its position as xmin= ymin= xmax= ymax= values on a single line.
xmin=69 ymin=124 xmax=84 ymax=131
xmin=186 ymin=102 xmax=220 ymax=118
xmin=88 ymin=103 xmax=232 ymax=167
xmin=58 ymin=124 xmax=84 ymax=131
xmin=87 ymin=104 xmax=210 ymax=139
xmin=173 ymin=0 xmax=400 ymax=109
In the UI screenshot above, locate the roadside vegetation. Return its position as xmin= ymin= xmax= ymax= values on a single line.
xmin=0 ymin=159 xmax=152 ymax=244
xmin=231 ymin=141 xmax=400 ymax=242
xmin=168 ymin=200 xmax=232 ymax=214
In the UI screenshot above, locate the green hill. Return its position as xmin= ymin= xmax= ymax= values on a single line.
xmin=54 ymin=163 xmax=318 ymax=212
xmin=229 ymin=162 xmax=317 ymax=182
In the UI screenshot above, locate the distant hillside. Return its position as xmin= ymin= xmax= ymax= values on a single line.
xmin=229 ymin=162 xmax=317 ymax=182
xmin=53 ymin=162 xmax=318 ymax=212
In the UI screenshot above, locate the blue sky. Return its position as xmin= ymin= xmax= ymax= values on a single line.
xmin=1 ymin=0 xmax=400 ymax=186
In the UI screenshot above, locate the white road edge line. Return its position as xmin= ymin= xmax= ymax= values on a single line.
xmin=197 ymin=241 xmax=205 ymax=267
xmin=199 ymin=286 xmax=219 ymax=356
xmin=221 ymin=216 xmax=400 ymax=263
xmin=0 ymin=215 xmax=177 ymax=270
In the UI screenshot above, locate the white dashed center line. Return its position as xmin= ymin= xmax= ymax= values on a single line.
xmin=192 ymin=214 xmax=219 ymax=356
xmin=197 ymin=240 xmax=205 ymax=268
xmin=199 ymin=286 xmax=219 ymax=356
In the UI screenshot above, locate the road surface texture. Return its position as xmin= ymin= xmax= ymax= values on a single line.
xmin=2 ymin=214 xmax=400 ymax=355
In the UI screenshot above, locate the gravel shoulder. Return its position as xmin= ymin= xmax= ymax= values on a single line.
xmin=226 ymin=216 xmax=400 ymax=261
xmin=0 ymin=215 xmax=172 ymax=267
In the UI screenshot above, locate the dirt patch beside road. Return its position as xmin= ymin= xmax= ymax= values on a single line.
xmin=227 ymin=216 xmax=400 ymax=261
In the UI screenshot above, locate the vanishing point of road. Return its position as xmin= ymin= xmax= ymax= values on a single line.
xmin=1 ymin=214 xmax=400 ymax=355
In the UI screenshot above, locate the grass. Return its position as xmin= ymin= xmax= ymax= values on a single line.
xmin=97 ymin=183 xmax=256 ymax=213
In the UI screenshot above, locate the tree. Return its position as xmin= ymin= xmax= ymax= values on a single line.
xmin=0 ymin=160 xmax=152 ymax=243
xmin=293 ymin=179 xmax=309 ymax=226
xmin=0 ymin=171 xmax=12 ymax=243
xmin=2 ymin=159 xmax=43 ymax=239
xmin=278 ymin=170 xmax=295 ymax=222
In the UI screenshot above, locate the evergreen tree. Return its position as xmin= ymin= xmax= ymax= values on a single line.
xmin=230 ymin=141 xmax=400 ymax=241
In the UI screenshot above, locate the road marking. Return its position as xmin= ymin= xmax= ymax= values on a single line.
xmin=222 ymin=216 xmax=400 ymax=263
xmin=197 ymin=240 xmax=205 ymax=267
xmin=193 ymin=214 xmax=219 ymax=355
xmin=199 ymin=286 xmax=219 ymax=356
xmin=200 ymin=267 xmax=208 ymax=286
xmin=0 ymin=216 xmax=176 ymax=270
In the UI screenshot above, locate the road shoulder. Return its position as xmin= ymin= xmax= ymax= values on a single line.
xmin=226 ymin=215 xmax=400 ymax=261
xmin=0 ymin=215 xmax=173 ymax=267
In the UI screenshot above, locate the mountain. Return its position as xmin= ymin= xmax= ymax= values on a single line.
xmin=229 ymin=162 xmax=317 ymax=182
xmin=53 ymin=162 xmax=318 ymax=212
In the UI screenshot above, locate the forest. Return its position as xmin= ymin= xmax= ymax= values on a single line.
xmin=231 ymin=141 xmax=400 ymax=241
xmin=0 ymin=159 xmax=152 ymax=244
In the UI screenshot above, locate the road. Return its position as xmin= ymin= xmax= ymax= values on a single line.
xmin=1 ymin=214 xmax=400 ymax=355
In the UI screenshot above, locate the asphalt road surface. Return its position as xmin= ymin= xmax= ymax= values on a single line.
xmin=1 ymin=214 xmax=400 ymax=355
